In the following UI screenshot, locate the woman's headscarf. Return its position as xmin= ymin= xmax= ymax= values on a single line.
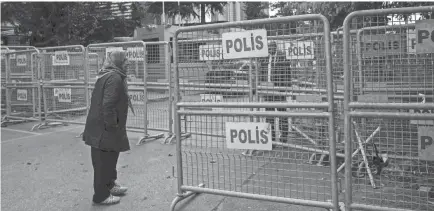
xmin=99 ymin=50 xmax=128 ymax=77
xmin=99 ymin=50 xmax=135 ymax=115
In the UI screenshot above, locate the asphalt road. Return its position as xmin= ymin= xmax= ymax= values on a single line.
xmin=1 ymin=121 xmax=328 ymax=211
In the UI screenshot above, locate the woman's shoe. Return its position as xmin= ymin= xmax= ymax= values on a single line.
xmin=94 ymin=194 xmax=120 ymax=205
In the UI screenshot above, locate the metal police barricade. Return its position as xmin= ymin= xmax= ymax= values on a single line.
xmin=1 ymin=47 xmax=9 ymax=119
xmin=1 ymin=46 xmax=40 ymax=127
xmin=136 ymin=42 xmax=173 ymax=145
xmin=1 ymin=48 xmax=41 ymax=129
xmin=343 ymin=6 xmax=434 ymax=211
xmin=86 ymin=41 xmax=170 ymax=146
xmin=32 ymin=46 xmax=87 ymax=130
xmin=171 ymin=14 xmax=339 ymax=211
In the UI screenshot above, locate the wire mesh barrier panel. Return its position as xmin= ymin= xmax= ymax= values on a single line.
xmin=343 ymin=6 xmax=434 ymax=211
xmin=172 ymin=15 xmax=339 ymax=211
xmin=34 ymin=46 xmax=87 ymax=130
xmin=2 ymin=49 xmax=41 ymax=128
xmin=142 ymin=42 xmax=172 ymax=138
xmin=87 ymin=41 xmax=171 ymax=145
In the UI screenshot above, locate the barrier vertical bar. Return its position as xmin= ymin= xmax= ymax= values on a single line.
xmin=343 ymin=11 xmax=353 ymax=211
xmin=249 ymin=58 xmax=254 ymax=119
xmin=170 ymin=27 xmax=205 ymax=211
xmin=5 ymin=52 xmax=11 ymax=119
xmin=164 ymin=43 xmax=174 ymax=143
xmin=171 ymin=30 xmax=185 ymax=209
xmin=32 ymin=52 xmax=43 ymax=131
xmin=31 ymin=53 xmax=36 ymax=120
xmin=322 ymin=15 xmax=339 ymax=211
xmin=84 ymin=47 xmax=90 ymax=124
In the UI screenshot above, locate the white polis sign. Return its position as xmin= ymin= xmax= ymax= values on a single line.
xmin=126 ymin=47 xmax=145 ymax=61
xmin=16 ymin=54 xmax=27 ymax=66
xmin=285 ymin=41 xmax=315 ymax=59
xmin=222 ymin=29 xmax=269 ymax=59
xmin=418 ymin=126 xmax=434 ymax=161
xmin=226 ymin=122 xmax=272 ymax=150
xmin=52 ymin=51 xmax=70 ymax=66
xmin=415 ymin=19 xmax=434 ymax=54
xmin=54 ymin=88 xmax=72 ymax=103
xmin=199 ymin=45 xmax=223 ymax=61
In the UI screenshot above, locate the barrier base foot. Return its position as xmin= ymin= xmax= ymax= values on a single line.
xmin=1 ymin=118 xmax=26 ymax=127
xmin=326 ymin=200 xmax=345 ymax=211
xmin=170 ymin=183 xmax=205 ymax=211
xmin=162 ymin=134 xmax=175 ymax=145
xmin=162 ymin=133 xmax=192 ymax=145
xmin=76 ymin=132 xmax=84 ymax=138
xmin=136 ymin=133 xmax=165 ymax=146
xmin=31 ymin=123 xmax=43 ymax=131
xmin=37 ymin=121 xmax=65 ymax=130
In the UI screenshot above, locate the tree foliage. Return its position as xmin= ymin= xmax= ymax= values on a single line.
xmin=1 ymin=2 xmax=145 ymax=47
xmin=272 ymin=2 xmax=434 ymax=30
xmin=244 ymin=2 xmax=269 ymax=20
xmin=144 ymin=2 xmax=227 ymax=24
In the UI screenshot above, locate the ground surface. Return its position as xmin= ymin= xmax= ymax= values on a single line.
xmin=3 ymin=120 xmax=431 ymax=211
xmin=1 ymin=121 xmax=329 ymax=211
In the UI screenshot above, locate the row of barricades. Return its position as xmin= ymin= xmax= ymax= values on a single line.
xmin=1 ymin=6 xmax=434 ymax=211
xmin=168 ymin=6 xmax=434 ymax=211
xmin=0 ymin=41 xmax=184 ymax=145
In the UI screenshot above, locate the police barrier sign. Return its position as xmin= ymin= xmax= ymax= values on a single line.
xmin=361 ymin=34 xmax=404 ymax=58
xmin=226 ymin=122 xmax=272 ymax=150
xmin=52 ymin=51 xmax=70 ymax=66
xmin=418 ymin=126 xmax=434 ymax=161
xmin=17 ymin=89 xmax=27 ymax=101
xmin=222 ymin=29 xmax=268 ymax=59
xmin=200 ymin=94 xmax=223 ymax=111
xmin=415 ymin=19 xmax=434 ymax=53
xmin=285 ymin=41 xmax=314 ymax=59
xmin=199 ymin=45 xmax=223 ymax=61
xmin=16 ymin=54 xmax=27 ymax=66
xmin=126 ymin=47 xmax=145 ymax=61
xmin=54 ymin=88 xmax=72 ymax=103
xmin=200 ymin=94 xmax=222 ymax=103
xmin=129 ymin=91 xmax=145 ymax=105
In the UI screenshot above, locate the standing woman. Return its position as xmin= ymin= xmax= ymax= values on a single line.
xmin=83 ymin=50 xmax=132 ymax=205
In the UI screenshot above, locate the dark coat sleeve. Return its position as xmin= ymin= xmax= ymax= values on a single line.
xmin=102 ymin=74 xmax=123 ymax=130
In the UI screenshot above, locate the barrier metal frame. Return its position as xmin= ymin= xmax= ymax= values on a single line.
xmin=32 ymin=45 xmax=88 ymax=130
xmin=2 ymin=49 xmax=41 ymax=129
xmin=343 ymin=6 xmax=434 ymax=211
xmin=1 ymin=46 xmax=40 ymax=127
xmin=171 ymin=14 xmax=338 ymax=211
xmin=1 ymin=46 xmax=10 ymax=116
xmin=86 ymin=41 xmax=168 ymax=145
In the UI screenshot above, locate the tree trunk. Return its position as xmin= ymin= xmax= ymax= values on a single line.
xmin=200 ymin=4 xmax=206 ymax=23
